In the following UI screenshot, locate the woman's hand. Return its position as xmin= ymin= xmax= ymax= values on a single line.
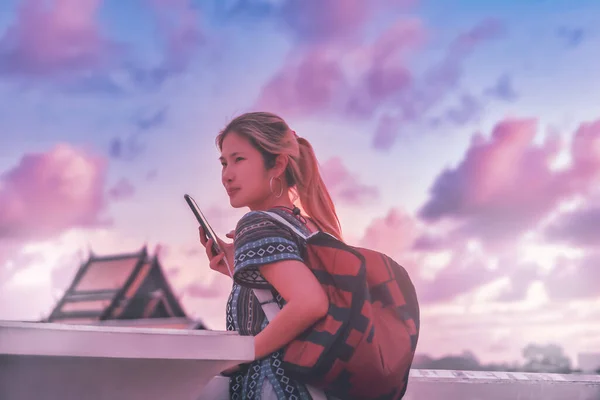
xmin=199 ymin=227 xmax=235 ymax=278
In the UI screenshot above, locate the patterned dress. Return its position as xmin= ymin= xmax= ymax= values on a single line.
xmin=225 ymin=208 xmax=331 ymax=400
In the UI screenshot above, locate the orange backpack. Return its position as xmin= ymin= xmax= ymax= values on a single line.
xmin=253 ymin=211 xmax=420 ymax=400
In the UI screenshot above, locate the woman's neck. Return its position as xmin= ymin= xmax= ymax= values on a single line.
xmin=248 ymin=196 xmax=294 ymax=212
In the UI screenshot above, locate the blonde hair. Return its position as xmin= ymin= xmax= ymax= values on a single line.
xmin=216 ymin=111 xmax=343 ymax=241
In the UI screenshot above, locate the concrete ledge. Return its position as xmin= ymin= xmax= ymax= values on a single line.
xmin=0 ymin=321 xmax=254 ymax=400
xmin=2 ymin=321 xmax=599 ymax=400
xmin=0 ymin=320 xmax=251 ymax=360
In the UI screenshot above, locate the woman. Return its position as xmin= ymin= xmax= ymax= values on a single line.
xmin=198 ymin=111 xmax=342 ymax=399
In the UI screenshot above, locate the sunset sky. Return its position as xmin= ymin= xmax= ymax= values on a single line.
xmin=0 ymin=0 xmax=599 ymax=366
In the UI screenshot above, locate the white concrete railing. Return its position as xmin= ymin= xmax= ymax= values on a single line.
xmin=1 ymin=321 xmax=599 ymax=400
xmin=0 ymin=321 xmax=254 ymax=400
xmin=404 ymin=369 xmax=600 ymax=400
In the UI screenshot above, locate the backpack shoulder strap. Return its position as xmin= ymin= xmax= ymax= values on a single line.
xmin=252 ymin=289 xmax=328 ymax=400
xmin=251 ymin=212 xmax=327 ymax=400
xmin=252 ymin=210 xmax=309 ymax=323
xmin=259 ymin=210 xmax=309 ymax=240
xmin=253 ymin=288 xmax=279 ymax=322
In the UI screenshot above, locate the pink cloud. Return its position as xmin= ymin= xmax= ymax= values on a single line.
xmin=154 ymin=240 xmax=232 ymax=303
xmin=147 ymin=0 xmax=204 ymax=73
xmin=146 ymin=169 xmax=158 ymax=181
xmin=564 ymin=119 xmax=600 ymax=187
xmin=282 ymin=0 xmax=369 ymax=42
xmin=0 ymin=0 xmax=119 ymax=76
xmin=280 ymin=0 xmax=415 ymax=43
xmin=255 ymin=17 xmax=424 ymax=117
xmin=178 ymin=203 xmax=244 ymax=238
xmin=411 ymin=233 xmax=448 ymax=251
xmin=372 ymin=113 xmax=402 ymax=150
xmin=183 ymin=278 xmax=230 ymax=299
xmin=545 ymin=204 xmax=600 ymax=248
xmin=415 ymin=302 xmax=592 ymax=365
xmin=542 ymin=251 xmax=600 ymax=301
xmin=254 ymin=46 xmax=347 ymax=116
xmin=417 ymin=118 xmax=597 ymax=246
xmin=449 ymin=17 xmax=505 ymax=56
xmin=345 ymin=18 xmax=425 ymax=117
xmin=373 ymin=18 xmax=505 ymax=148
xmin=0 ymin=283 xmax=55 ymax=321
xmin=108 ymin=178 xmax=135 ymax=201
xmin=256 ymin=15 xmax=503 ymax=150
xmin=202 ymin=205 xmax=245 ymax=236
xmin=0 ymin=239 xmax=38 ymax=286
xmin=493 ymin=263 xmax=540 ymax=302
xmin=357 ymin=207 xmax=511 ymax=304
xmin=166 ymin=267 xmax=180 ymax=279
xmin=414 ymin=17 xmax=504 ymax=97
xmin=359 ymin=117 xmax=600 ymax=305
xmin=438 ymin=93 xmax=483 ymax=126
xmin=50 ymin=251 xmax=83 ymax=290
xmin=359 ymin=208 xmax=419 ymax=257
xmin=0 ymin=143 xmax=110 ymax=241
xmin=320 ymin=157 xmax=380 ymax=205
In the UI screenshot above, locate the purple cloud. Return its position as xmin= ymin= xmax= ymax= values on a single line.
xmin=543 ymin=251 xmax=600 ymax=301
xmin=373 ymin=18 xmax=505 ymax=147
xmin=0 ymin=144 xmax=111 ymax=240
xmin=0 ymin=0 xmax=122 ymax=78
xmin=417 ymin=118 xmax=600 ymax=247
xmin=108 ymin=178 xmax=136 ymax=201
xmin=320 ymin=157 xmax=380 ymax=205
xmin=484 ymin=74 xmax=519 ymax=102
xmin=545 ymin=204 xmax=600 ymax=248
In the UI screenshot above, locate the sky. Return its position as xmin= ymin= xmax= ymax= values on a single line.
xmin=0 ymin=0 xmax=599 ymax=366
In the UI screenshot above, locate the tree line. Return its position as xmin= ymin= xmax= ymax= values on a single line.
xmin=412 ymin=343 xmax=598 ymax=374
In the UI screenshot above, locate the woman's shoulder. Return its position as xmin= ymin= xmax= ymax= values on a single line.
xmin=234 ymin=208 xmax=309 ymax=240
xmin=235 ymin=210 xmax=274 ymax=230
xmin=236 ymin=208 xmax=302 ymax=226
xmin=235 ymin=209 xmax=286 ymax=238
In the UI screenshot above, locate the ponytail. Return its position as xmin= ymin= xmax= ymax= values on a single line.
xmin=293 ymin=138 xmax=343 ymax=241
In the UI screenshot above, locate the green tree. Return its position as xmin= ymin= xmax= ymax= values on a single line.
xmin=522 ymin=343 xmax=572 ymax=373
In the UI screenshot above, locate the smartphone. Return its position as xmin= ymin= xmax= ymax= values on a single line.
xmin=184 ymin=194 xmax=221 ymax=256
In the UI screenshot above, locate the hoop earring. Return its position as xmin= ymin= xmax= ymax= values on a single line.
xmin=269 ymin=176 xmax=284 ymax=198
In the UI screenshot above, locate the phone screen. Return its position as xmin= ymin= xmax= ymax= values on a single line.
xmin=184 ymin=194 xmax=221 ymax=256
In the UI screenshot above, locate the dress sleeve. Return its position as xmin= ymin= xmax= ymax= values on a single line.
xmin=232 ymin=211 xmax=304 ymax=288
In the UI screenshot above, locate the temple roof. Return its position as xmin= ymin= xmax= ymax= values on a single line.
xmin=46 ymin=246 xmax=206 ymax=329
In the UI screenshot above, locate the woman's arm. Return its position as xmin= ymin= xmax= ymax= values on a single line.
xmin=253 ymin=260 xmax=328 ymax=360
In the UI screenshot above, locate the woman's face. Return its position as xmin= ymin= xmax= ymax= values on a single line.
xmin=220 ymin=132 xmax=273 ymax=210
